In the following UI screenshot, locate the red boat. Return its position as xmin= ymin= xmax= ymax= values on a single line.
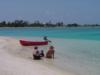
xmin=19 ymin=40 xmax=48 ymax=46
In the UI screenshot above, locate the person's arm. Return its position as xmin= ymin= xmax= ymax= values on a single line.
xmin=52 ymin=50 xmax=55 ymax=59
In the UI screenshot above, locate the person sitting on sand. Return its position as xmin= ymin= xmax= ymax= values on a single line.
xmin=46 ymin=46 xmax=55 ymax=59
xmin=33 ymin=46 xmax=41 ymax=60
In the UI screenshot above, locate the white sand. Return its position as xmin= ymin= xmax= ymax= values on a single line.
xmin=0 ymin=36 xmax=74 ymax=75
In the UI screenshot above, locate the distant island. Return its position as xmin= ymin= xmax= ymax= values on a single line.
xmin=0 ymin=20 xmax=100 ymax=27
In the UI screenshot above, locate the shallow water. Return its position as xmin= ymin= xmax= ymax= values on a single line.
xmin=0 ymin=27 xmax=100 ymax=75
xmin=53 ymin=39 xmax=100 ymax=75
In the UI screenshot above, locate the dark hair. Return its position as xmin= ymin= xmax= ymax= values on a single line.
xmin=44 ymin=36 xmax=48 ymax=40
xmin=49 ymin=46 xmax=54 ymax=49
xmin=41 ymin=50 xmax=44 ymax=52
xmin=34 ymin=46 xmax=38 ymax=49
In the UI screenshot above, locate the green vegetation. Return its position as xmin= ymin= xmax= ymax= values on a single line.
xmin=0 ymin=20 xmax=100 ymax=27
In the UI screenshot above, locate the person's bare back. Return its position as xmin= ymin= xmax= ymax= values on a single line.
xmin=46 ymin=46 xmax=55 ymax=59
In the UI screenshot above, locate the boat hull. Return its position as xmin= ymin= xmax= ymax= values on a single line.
xmin=19 ymin=40 xmax=48 ymax=46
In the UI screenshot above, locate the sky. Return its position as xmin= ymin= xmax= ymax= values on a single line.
xmin=0 ymin=0 xmax=100 ymax=24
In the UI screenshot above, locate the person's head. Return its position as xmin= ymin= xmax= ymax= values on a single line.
xmin=41 ymin=50 xmax=44 ymax=53
xmin=49 ymin=46 xmax=54 ymax=50
xmin=34 ymin=46 xmax=38 ymax=50
xmin=44 ymin=36 xmax=47 ymax=40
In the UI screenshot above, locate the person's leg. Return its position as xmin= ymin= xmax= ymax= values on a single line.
xmin=33 ymin=55 xmax=37 ymax=60
xmin=37 ymin=56 xmax=41 ymax=59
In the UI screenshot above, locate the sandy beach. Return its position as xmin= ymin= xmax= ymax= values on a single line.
xmin=0 ymin=36 xmax=75 ymax=75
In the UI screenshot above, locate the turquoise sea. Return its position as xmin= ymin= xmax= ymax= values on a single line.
xmin=0 ymin=27 xmax=100 ymax=40
xmin=0 ymin=27 xmax=100 ymax=75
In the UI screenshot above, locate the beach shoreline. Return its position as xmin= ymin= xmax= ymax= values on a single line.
xmin=0 ymin=36 xmax=75 ymax=75
xmin=0 ymin=36 xmax=100 ymax=75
